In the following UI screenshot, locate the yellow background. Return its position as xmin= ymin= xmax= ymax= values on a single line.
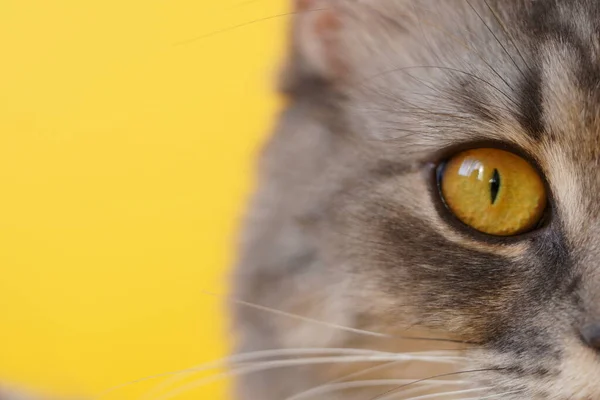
xmin=0 ymin=0 xmax=287 ymax=398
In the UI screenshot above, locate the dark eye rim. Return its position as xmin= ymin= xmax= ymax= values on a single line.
xmin=426 ymin=139 xmax=555 ymax=243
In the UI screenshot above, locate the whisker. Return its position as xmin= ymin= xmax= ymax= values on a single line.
xmin=173 ymin=9 xmax=326 ymax=46
xmin=138 ymin=351 xmax=427 ymax=400
xmin=287 ymin=350 xmax=468 ymax=400
xmin=153 ymin=354 xmax=468 ymax=400
xmin=285 ymin=361 xmax=409 ymax=400
xmin=459 ymin=389 xmax=523 ymax=399
xmin=464 ymin=0 xmax=525 ymax=80
xmin=370 ymin=369 xmax=503 ymax=400
xmin=481 ymin=0 xmax=532 ymax=73
xmin=365 ymin=65 xmax=518 ymax=110
xmin=210 ymin=291 xmax=477 ymax=345
xmin=227 ymin=294 xmax=387 ymax=338
xmin=390 ymin=73 xmax=513 ymax=116
xmin=286 ymin=379 xmax=472 ymax=400
xmin=399 ymin=387 xmax=493 ymax=400
xmin=140 ymin=350 xmax=465 ymax=400
xmin=96 ymin=348 xmax=437 ymax=399
xmin=396 ymin=384 xmax=455 ymax=400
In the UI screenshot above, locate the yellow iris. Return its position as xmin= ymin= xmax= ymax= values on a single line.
xmin=440 ymin=148 xmax=547 ymax=236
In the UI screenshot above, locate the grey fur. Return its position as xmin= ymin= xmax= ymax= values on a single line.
xmin=233 ymin=1 xmax=600 ymax=399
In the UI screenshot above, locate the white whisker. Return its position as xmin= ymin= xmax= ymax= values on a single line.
xmin=138 ymin=348 xmax=395 ymax=400
xmin=96 ymin=348 xmax=458 ymax=399
xmin=396 ymin=382 xmax=466 ymax=399
xmin=203 ymin=291 xmax=471 ymax=345
xmin=287 ymin=379 xmax=471 ymax=400
xmin=285 ymin=360 xmax=407 ymax=400
xmin=153 ymin=354 xmax=467 ymax=400
xmin=393 ymin=387 xmax=493 ymax=400
xmin=211 ymin=291 xmax=391 ymax=338
xmin=459 ymin=389 xmax=523 ymax=400
xmin=286 ymin=355 xmax=468 ymax=400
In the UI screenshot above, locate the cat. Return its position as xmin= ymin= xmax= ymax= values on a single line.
xmin=5 ymin=1 xmax=600 ymax=399
xmin=231 ymin=0 xmax=600 ymax=399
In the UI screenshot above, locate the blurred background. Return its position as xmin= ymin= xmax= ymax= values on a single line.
xmin=0 ymin=0 xmax=287 ymax=398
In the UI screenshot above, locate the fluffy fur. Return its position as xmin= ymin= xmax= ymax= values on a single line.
xmin=232 ymin=0 xmax=600 ymax=399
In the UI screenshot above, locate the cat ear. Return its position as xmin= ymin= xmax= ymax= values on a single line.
xmin=284 ymin=0 xmax=347 ymax=85
xmin=282 ymin=0 xmax=414 ymax=90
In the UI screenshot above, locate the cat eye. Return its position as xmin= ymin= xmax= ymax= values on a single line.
xmin=438 ymin=148 xmax=547 ymax=236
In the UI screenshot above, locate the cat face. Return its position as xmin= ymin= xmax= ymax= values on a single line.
xmin=235 ymin=0 xmax=600 ymax=399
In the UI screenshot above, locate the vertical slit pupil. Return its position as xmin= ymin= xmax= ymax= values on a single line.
xmin=490 ymin=168 xmax=501 ymax=204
